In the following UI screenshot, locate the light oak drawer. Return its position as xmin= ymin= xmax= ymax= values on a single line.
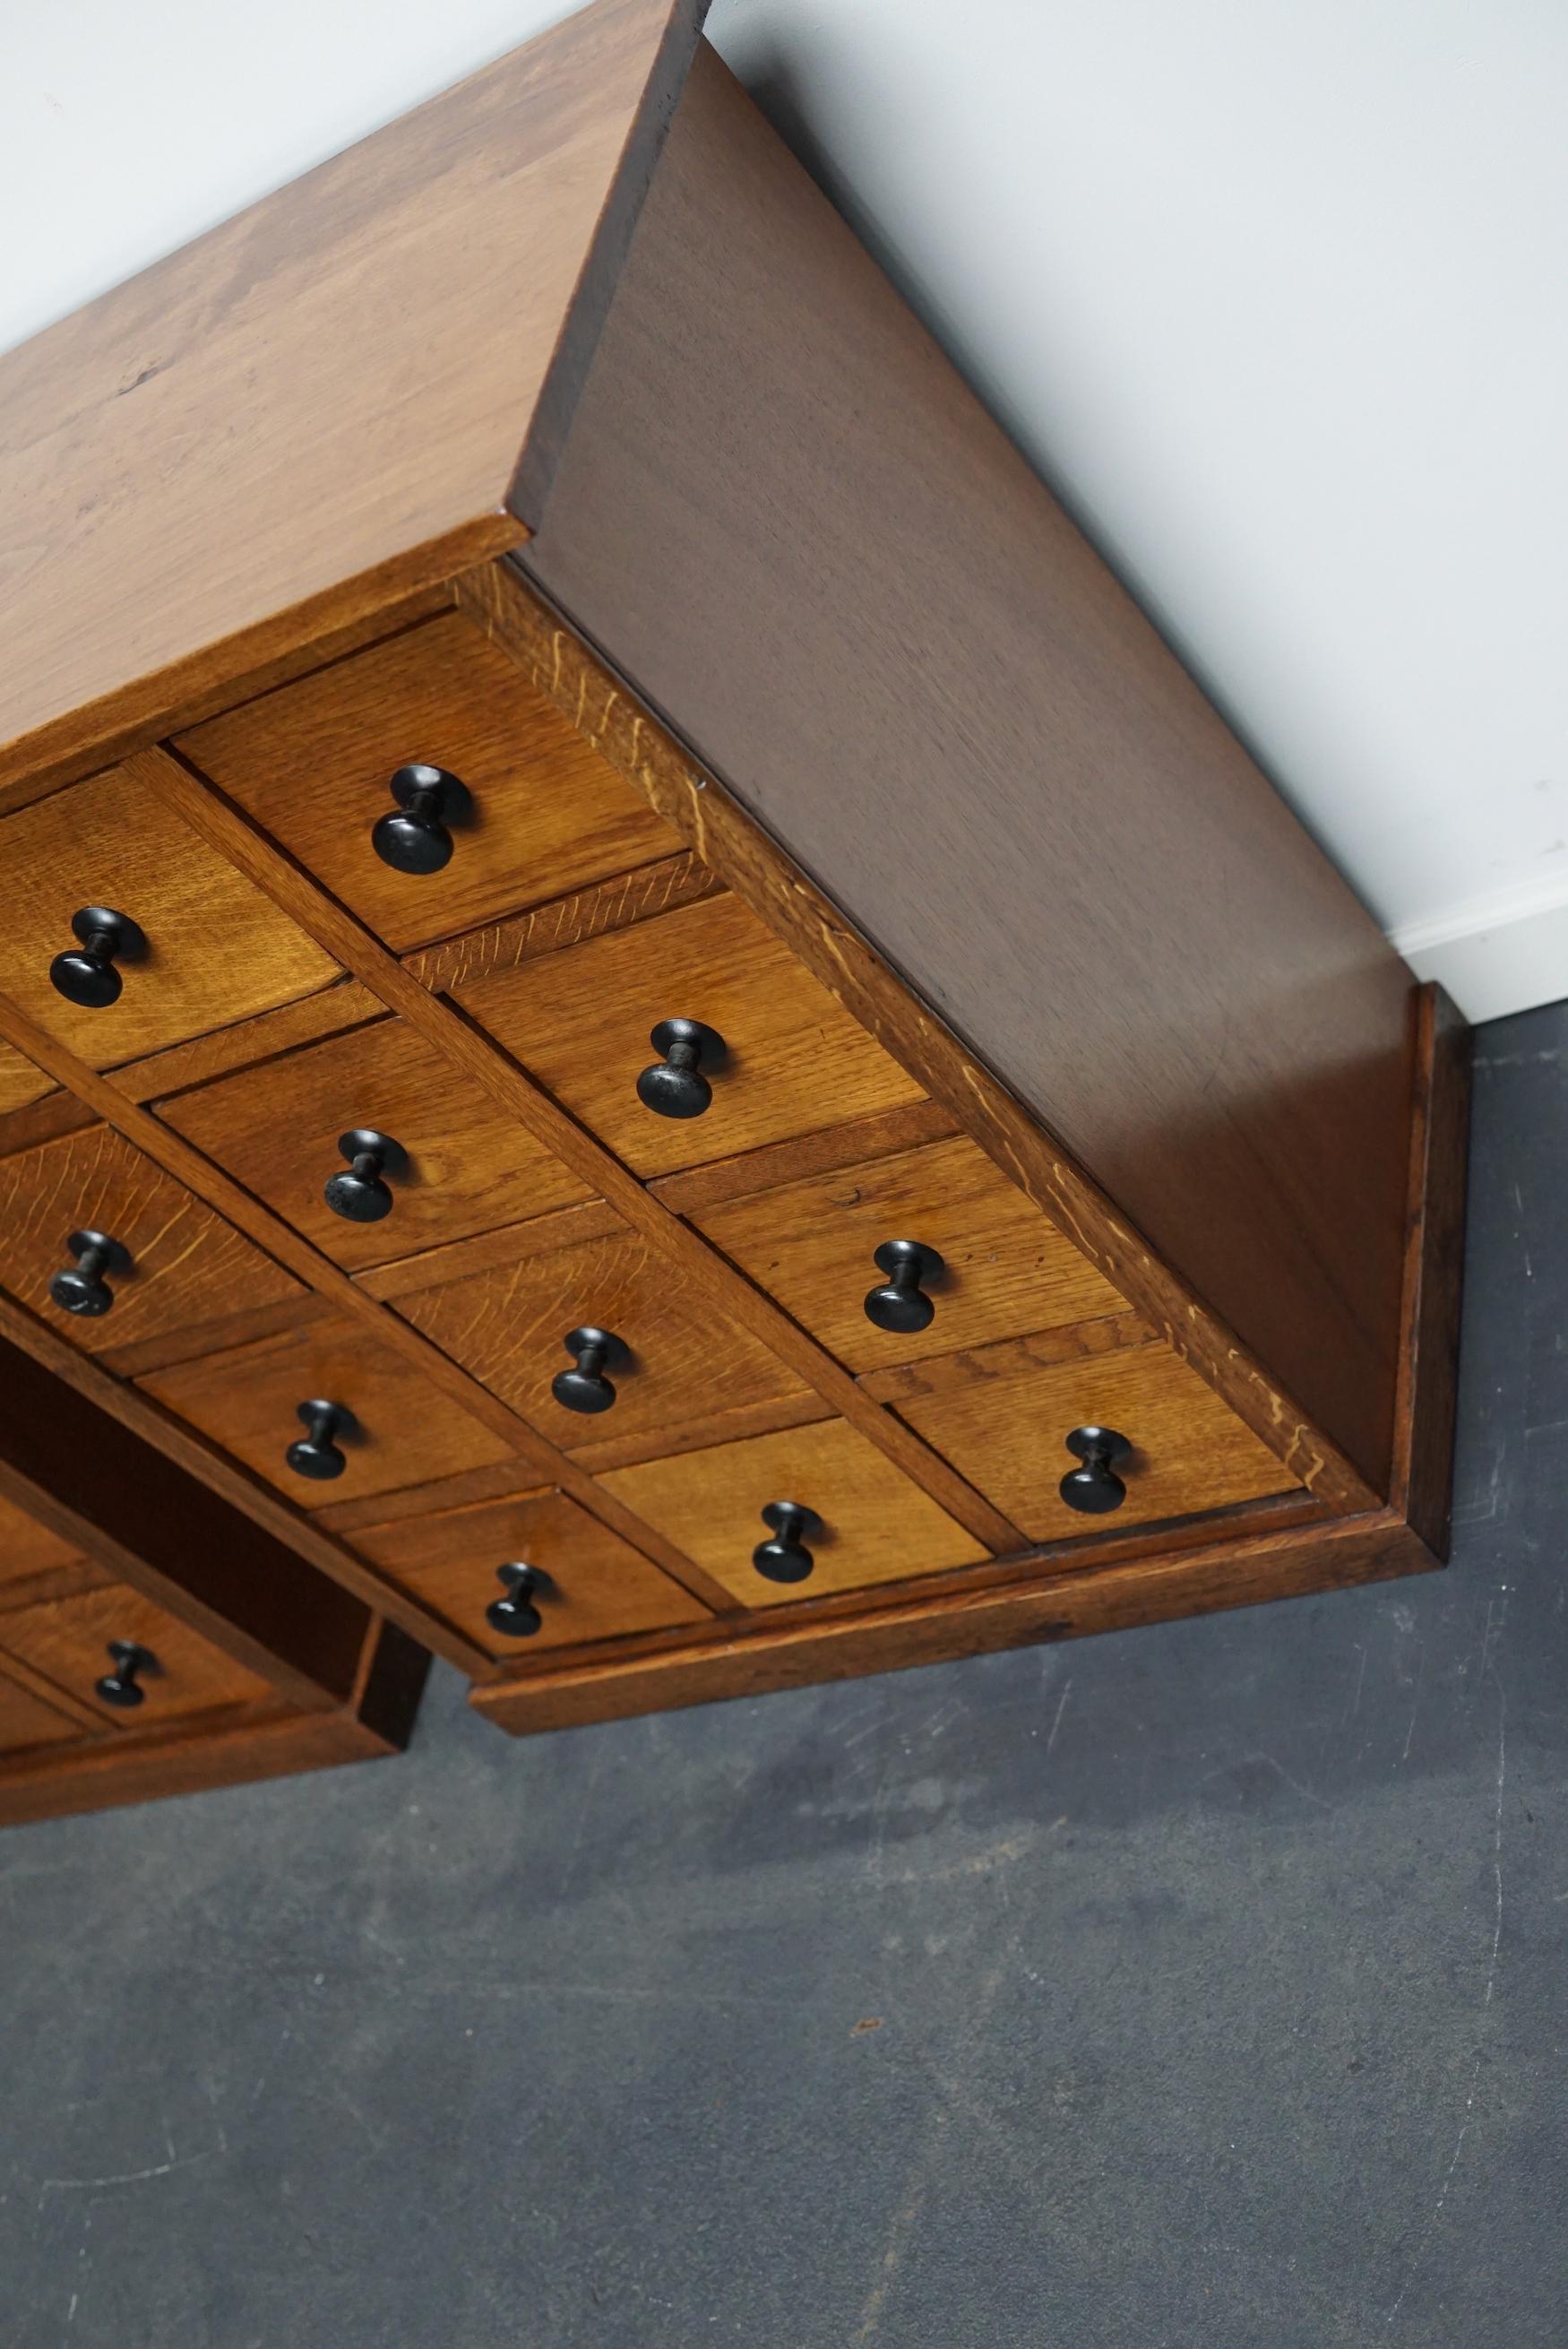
xmin=175 ymin=613 xmax=681 ymax=952
xmin=883 ymin=1335 xmax=1299 ymax=1543
xmin=393 ymin=1219 xmax=812 ymax=1464
xmin=599 ymin=1421 xmax=987 ymax=1607
xmin=0 ymin=1583 xmax=273 ymax=1728
xmin=0 ymin=1671 xmax=85 ymax=1758
xmin=0 ymin=1039 xmax=54 ymax=1118
xmin=689 ymin=1135 xmax=1128 ymax=1371
xmin=159 ymin=1014 xmax=595 ymax=1273
xmin=0 ymin=1124 xmax=304 ymax=1365
xmin=350 ymin=1488 xmax=711 ymax=1660
xmin=0 ymin=764 xmax=340 ymax=1068
xmin=458 ymin=892 xmax=926 ymax=1178
xmin=137 ymin=1320 xmax=513 ymax=1509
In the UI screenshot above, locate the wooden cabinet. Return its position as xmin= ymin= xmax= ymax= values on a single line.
xmin=0 ymin=1583 xmax=275 ymax=1729
xmin=0 ymin=0 xmax=1467 ymax=1769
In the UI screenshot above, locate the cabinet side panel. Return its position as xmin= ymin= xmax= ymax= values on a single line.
xmin=521 ymin=43 xmax=1417 ymax=1495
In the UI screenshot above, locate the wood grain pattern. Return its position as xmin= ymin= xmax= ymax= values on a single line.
xmin=0 ymin=1089 xmax=96 ymax=1162
xmin=0 ymin=1038 xmax=52 ymax=1118
xmin=0 ymin=1582 xmax=275 ymax=1729
xmin=0 ymin=1619 xmax=429 ymax=1827
xmin=0 ymin=0 xmax=707 ymax=793
xmin=350 ymin=1487 xmax=712 ymax=1664
xmin=355 ymin=1201 xmax=625 ymax=1302
xmin=894 ymin=1334 xmax=1299 ymax=1542
xmin=860 ymin=1309 xmax=1153 ymax=1403
xmin=0 ymin=764 xmax=340 ymax=1067
xmin=407 ymin=851 xmax=721 ymax=990
xmin=0 ymin=1490 xmax=82 ymax=1605
xmin=693 ymin=1135 xmax=1128 ymax=1372
xmin=517 ymin=43 xmax=1416 ymax=1499
xmin=459 ymin=567 xmax=1378 ymax=1514
xmin=599 ymin=1419 xmax=989 ymax=1605
xmin=137 ymin=1320 xmax=516 ymax=1512
xmin=0 ymin=1121 xmax=303 ymax=1363
xmin=159 ymin=1014 xmax=595 ymax=1273
xmin=395 ymin=1217 xmax=811 ymax=1461
xmin=650 ymin=1098 xmax=958 ymax=1216
xmin=460 ymin=889 xmax=927 ymax=1177
xmin=109 ymin=978 xmax=385 ymax=1105
xmin=177 ymin=612 xmax=682 ymax=952
xmin=135 ymin=744 xmax=1025 ymax=1551
xmin=0 ymin=1671 xmax=84 ymax=1759
xmin=470 ymin=1510 xmax=1434 ymax=1736
xmin=1391 ymin=984 xmax=1471 ymax=1558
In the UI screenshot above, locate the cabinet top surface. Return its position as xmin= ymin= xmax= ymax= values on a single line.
xmin=0 ymin=0 xmax=704 ymax=793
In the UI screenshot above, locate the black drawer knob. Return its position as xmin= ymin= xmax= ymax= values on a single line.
xmin=323 ymin=1127 xmax=408 ymax=1223
xmin=371 ymin=764 xmax=462 ymax=876
xmin=1059 ymin=1425 xmax=1132 ymax=1515
xmin=285 ymin=1398 xmax=352 ymax=1481
xmin=96 ymin=1638 xmax=158 ymax=1709
xmin=49 ymin=1228 xmax=133 ymax=1318
xmin=49 ymin=906 xmax=147 ymax=1010
xmin=551 ymin=1326 xmax=628 ymax=1416
xmin=863 ymin=1239 xmax=945 ymax=1334
xmin=487 ymin=1563 xmax=545 ymax=1638
xmin=636 ymin=1017 xmax=726 ymax=1119
xmin=752 ymin=1499 xmax=823 ymax=1584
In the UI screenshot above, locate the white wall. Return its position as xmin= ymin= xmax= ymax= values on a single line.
xmin=6 ymin=0 xmax=1567 ymax=1023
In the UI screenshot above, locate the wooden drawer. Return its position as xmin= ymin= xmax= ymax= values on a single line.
xmin=137 ymin=1320 xmax=513 ymax=1508
xmin=0 ymin=1039 xmax=54 ymax=1118
xmin=599 ymin=1421 xmax=988 ymax=1607
xmin=883 ymin=1334 xmax=1298 ymax=1542
xmin=0 ymin=1583 xmax=273 ymax=1728
xmin=0 ymin=1491 xmax=84 ymax=1607
xmin=0 ymin=764 xmax=339 ymax=1068
xmin=689 ymin=1135 xmax=1129 ymax=1371
xmin=458 ymin=892 xmax=926 ymax=1178
xmin=175 ymin=614 xmax=682 ymax=952
xmin=351 ymin=1488 xmax=712 ymax=1660
xmin=0 ymin=1671 xmax=87 ymax=1759
xmin=0 ymin=1123 xmax=303 ymax=1365
xmin=159 ymin=1014 xmax=596 ymax=1273
xmin=393 ymin=1218 xmax=812 ymax=1464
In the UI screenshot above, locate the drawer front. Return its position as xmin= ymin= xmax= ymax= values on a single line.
xmin=889 ymin=1337 xmax=1298 ymax=1542
xmin=136 ymin=1320 xmax=513 ymax=1508
xmin=351 ymin=1488 xmax=712 ymax=1660
xmin=691 ymin=1136 xmax=1129 ymax=1372
xmin=159 ymin=1015 xmax=596 ymax=1273
xmin=459 ymin=893 xmax=926 ymax=1179
xmin=0 ymin=1492 xmax=83 ymax=1605
xmin=0 ymin=1039 xmax=54 ymax=1118
xmin=395 ymin=1222 xmax=811 ymax=1462
xmin=0 ymin=1124 xmax=303 ymax=1362
xmin=0 ymin=764 xmax=340 ymax=1068
xmin=599 ymin=1421 xmax=988 ymax=1607
xmin=0 ymin=1584 xmax=273 ymax=1728
xmin=0 ymin=1671 xmax=88 ymax=1758
xmin=175 ymin=614 xmax=682 ymax=952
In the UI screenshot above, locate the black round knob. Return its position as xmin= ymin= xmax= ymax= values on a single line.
xmin=48 ymin=1228 xmax=133 ymax=1318
xmin=1059 ymin=1425 xmax=1133 ymax=1515
xmin=285 ymin=1398 xmax=352 ymax=1481
xmin=370 ymin=764 xmax=461 ymax=875
xmin=323 ymin=1128 xmax=408 ymax=1223
xmin=550 ymin=1326 xmax=628 ymax=1416
xmin=95 ymin=1639 xmax=158 ymax=1709
xmin=486 ymin=1563 xmax=545 ymax=1638
xmin=752 ymin=1500 xmax=823 ymax=1584
xmin=636 ymin=1018 xmax=726 ymax=1119
xmin=48 ymin=907 xmax=147 ymax=1010
xmin=863 ymin=1239 xmax=944 ymax=1334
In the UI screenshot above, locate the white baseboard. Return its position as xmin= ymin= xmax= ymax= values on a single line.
xmin=1390 ymin=871 xmax=1568 ymax=1026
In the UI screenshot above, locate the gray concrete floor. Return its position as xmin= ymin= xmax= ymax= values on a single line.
xmin=4 ymin=1001 xmax=1566 ymax=2347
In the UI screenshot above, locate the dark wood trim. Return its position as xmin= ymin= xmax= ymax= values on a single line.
xmin=0 ymin=1619 xmax=426 ymax=1827
xmin=458 ymin=561 xmax=1378 ymax=1515
xmin=470 ymin=1507 xmax=1435 ymax=1736
xmin=1391 ymin=984 xmax=1471 ymax=1558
